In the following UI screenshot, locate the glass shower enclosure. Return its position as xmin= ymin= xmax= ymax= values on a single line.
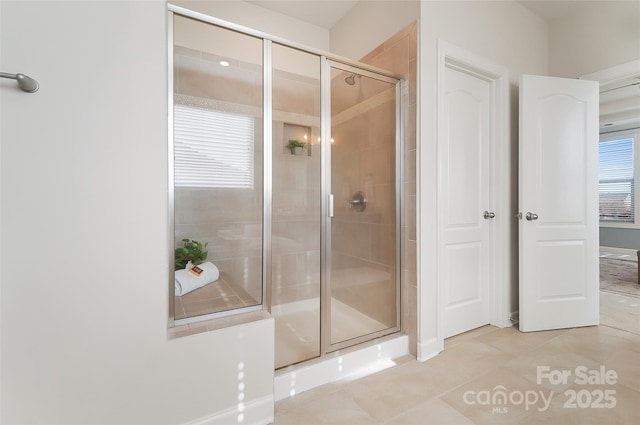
xmin=169 ymin=8 xmax=402 ymax=370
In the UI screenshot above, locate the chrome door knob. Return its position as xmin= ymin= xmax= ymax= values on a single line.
xmin=483 ymin=211 xmax=496 ymax=219
xmin=526 ymin=212 xmax=539 ymax=221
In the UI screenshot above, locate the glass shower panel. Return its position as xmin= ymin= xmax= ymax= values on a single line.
xmin=271 ymin=43 xmax=321 ymax=368
xmin=173 ymin=15 xmax=263 ymax=320
xmin=329 ymin=67 xmax=398 ymax=346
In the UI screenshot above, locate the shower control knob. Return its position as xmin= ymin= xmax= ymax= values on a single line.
xmin=348 ymin=191 xmax=367 ymax=212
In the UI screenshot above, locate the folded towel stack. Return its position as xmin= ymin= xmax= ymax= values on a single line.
xmin=175 ymin=261 xmax=220 ymax=296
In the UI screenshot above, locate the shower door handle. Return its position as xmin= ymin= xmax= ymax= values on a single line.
xmin=329 ymin=194 xmax=334 ymax=218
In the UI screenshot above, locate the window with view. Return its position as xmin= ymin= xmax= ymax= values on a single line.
xmin=599 ymin=136 xmax=635 ymax=223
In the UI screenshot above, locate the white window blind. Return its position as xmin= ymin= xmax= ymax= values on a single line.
xmin=174 ymin=104 xmax=255 ymax=188
xmin=599 ymin=137 xmax=634 ymax=222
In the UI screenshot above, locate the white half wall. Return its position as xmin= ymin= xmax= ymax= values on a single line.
xmin=0 ymin=2 xmax=274 ymax=424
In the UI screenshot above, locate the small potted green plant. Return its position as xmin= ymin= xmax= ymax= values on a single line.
xmin=287 ymin=139 xmax=306 ymax=155
xmin=175 ymin=238 xmax=209 ymax=270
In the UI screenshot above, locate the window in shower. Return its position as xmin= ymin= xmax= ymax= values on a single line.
xmin=171 ymin=14 xmax=264 ymax=322
xmin=174 ymin=105 xmax=255 ymax=189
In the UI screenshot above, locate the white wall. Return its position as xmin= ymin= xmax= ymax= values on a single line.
xmin=172 ymin=0 xmax=330 ymax=52
xmin=0 ymin=2 xmax=274 ymax=424
xmin=418 ymin=0 xmax=548 ymax=358
xmin=549 ymin=0 xmax=640 ymax=78
xmin=330 ymin=0 xmax=419 ymax=59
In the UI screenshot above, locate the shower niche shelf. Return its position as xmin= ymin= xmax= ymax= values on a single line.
xmin=283 ymin=123 xmax=312 ymax=156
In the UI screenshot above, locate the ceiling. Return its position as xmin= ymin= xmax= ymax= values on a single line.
xmin=246 ymin=0 xmax=585 ymax=29
xmin=245 ymin=0 xmax=357 ymax=29
xmin=517 ymin=1 xmax=588 ymax=22
xmin=600 ymin=76 xmax=640 ymax=132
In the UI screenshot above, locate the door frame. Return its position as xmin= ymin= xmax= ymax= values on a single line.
xmin=435 ymin=41 xmax=511 ymax=347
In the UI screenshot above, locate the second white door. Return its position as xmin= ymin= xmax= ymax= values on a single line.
xmin=439 ymin=63 xmax=493 ymax=338
xmin=518 ymin=75 xmax=599 ymax=332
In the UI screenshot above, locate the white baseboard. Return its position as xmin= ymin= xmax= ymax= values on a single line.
xmin=491 ymin=313 xmax=514 ymax=329
xmin=274 ymin=334 xmax=409 ymax=402
xmin=509 ymin=310 xmax=519 ymax=326
xmin=416 ymin=337 xmax=443 ymax=362
xmin=182 ymin=395 xmax=273 ymax=425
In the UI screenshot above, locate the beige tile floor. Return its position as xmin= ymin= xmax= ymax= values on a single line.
xmin=274 ymin=292 xmax=640 ymax=424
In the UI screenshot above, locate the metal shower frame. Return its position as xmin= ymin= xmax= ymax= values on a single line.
xmin=167 ymin=3 xmax=405 ymax=361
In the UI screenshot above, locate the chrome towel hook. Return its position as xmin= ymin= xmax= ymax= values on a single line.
xmin=0 ymin=72 xmax=39 ymax=93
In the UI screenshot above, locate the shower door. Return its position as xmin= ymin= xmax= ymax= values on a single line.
xmin=325 ymin=62 xmax=401 ymax=351
xmin=270 ymin=58 xmax=401 ymax=366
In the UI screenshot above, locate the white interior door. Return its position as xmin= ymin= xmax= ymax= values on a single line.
xmin=519 ymin=75 xmax=599 ymax=332
xmin=440 ymin=64 xmax=492 ymax=338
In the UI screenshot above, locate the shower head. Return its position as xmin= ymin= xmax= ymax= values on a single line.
xmin=345 ymin=73 xmax=357 ymax=86
xmin=0 ymin=72 xmax=39 ymax=93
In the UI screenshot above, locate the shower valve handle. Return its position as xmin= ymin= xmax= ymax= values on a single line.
xmin=348 ymin=191 xmax=367 ymax=212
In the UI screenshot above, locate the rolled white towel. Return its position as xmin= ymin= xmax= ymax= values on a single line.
xmin=175 ymin=261 xmax=220 ymax=296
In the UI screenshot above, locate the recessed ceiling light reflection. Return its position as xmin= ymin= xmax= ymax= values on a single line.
xmin=219 ymin=60 xmax=230 ymax=67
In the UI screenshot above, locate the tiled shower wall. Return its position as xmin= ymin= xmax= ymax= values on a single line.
xmin=175 ymin=45 xmax=323 ymax=308
xmin=360 ymin=22 xmax=418 ymax=355
xmin=271 ymin=65 xmax=321 ymax=306
xmin=330 ymin=82 xmax=398 ymax=328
